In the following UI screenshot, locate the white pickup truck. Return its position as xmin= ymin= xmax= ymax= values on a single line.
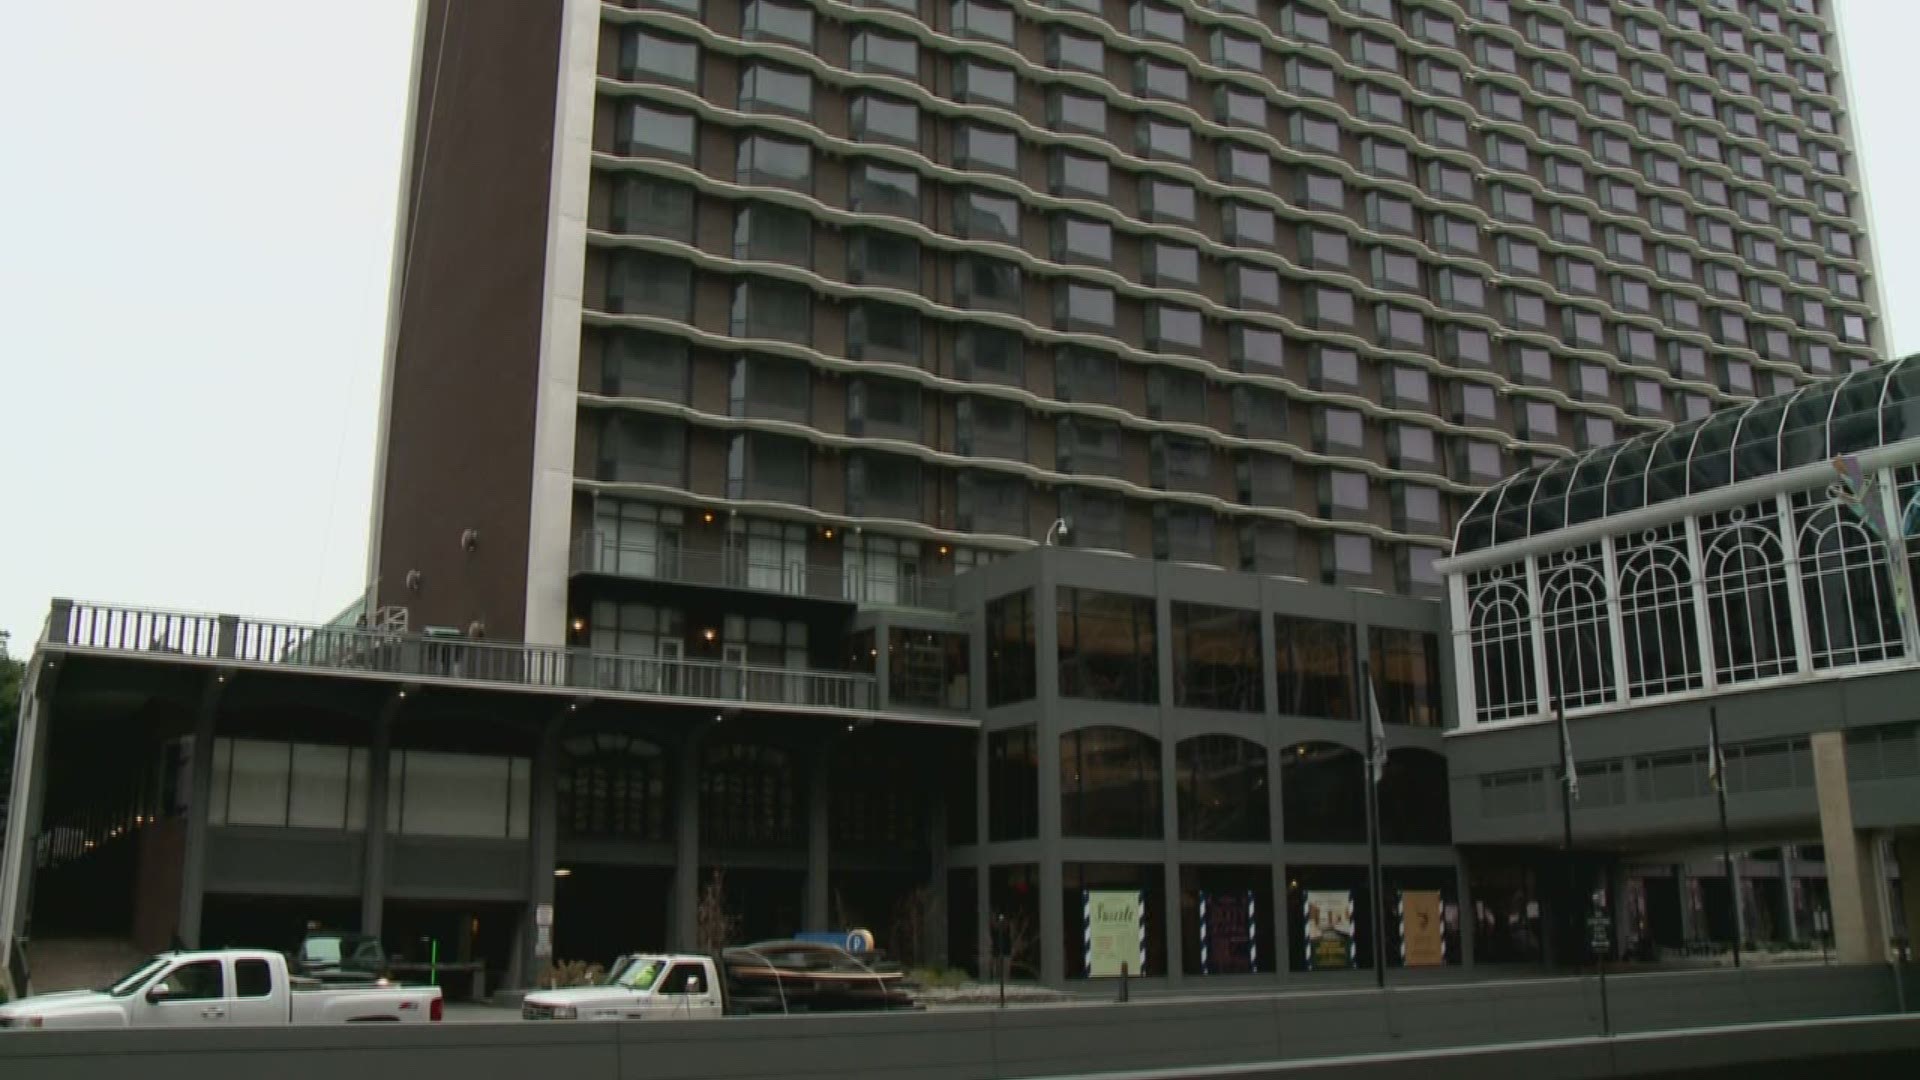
xmin=0 ymin=949 xmax=443 ymax=1029
xmin=521 ymin=954 xmax=724 ymax=1021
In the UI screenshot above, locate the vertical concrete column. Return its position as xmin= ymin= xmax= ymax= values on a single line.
xmin=1894 ymin=836 xmax=1920 ymax=947
xmin=1159 ymin=719 xmax=1182 ymax=984
xmin=805 ymin=742 xmax=831 ymax=930
xmin=1673 ymin=865 xmax=1695 ymax=944
xmin=670 ymin=732 xmax=702 ymax=951
xmin=1454 ymin=855 xmax=1475 ymax=968
xmin=514 ymin=720 xmax=560 ymax=989
xmin=1810 ymin=731 xmax=1888 ymax=963
xmin=2 ymin=669 xmax=56 ymax=971
xmin=1267 ymin=714 xmax=1288 ymax=984
xmin=359 ymin=699 xmax=398 ymax=937
xmin=1035 ymin=565 xmax=1066 ymax=985
xmin=1779 ymin=846 xmax=1799 ymax=943
xmin=927 ymin=790 xmax=949 ymax=968
xmin=177 ymin=678 xmax=223 ymax=949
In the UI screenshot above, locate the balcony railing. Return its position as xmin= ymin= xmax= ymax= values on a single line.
xmin=570 ymin=533 xmax=957 ymax=611
xmin=41 ymin=600 xmax=880 ymax=714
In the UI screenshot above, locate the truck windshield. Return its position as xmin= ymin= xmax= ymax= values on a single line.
xmin=101 ymin=957 xmax=170 ymax=997
xmin=613 ymin=958 xmax=665 ymax=990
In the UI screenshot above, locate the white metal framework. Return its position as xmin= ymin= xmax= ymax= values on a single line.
xmin=1444 ymin=359 xmax=1920 ymax=729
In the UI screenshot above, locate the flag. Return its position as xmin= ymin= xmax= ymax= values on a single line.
xmin=1558 ymin=705 xmax=1579 ymax=802
xmin=1366 ymin=679 xmax=1389 ymax=785
xmin=1707 ymin=720 xmax=1723 ymax=795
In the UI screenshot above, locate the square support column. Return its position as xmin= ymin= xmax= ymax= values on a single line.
xmin=177 ymin=678 xmax=224 ymax=949
xmin=513 ymin=721 xmax=560 ymax=990
xmin=805 ymin=745 xmax=831 ymax=930
xmin=1810 ymin=731 xmax=1888 ymax=963
xmin=670 ymin=734 xmax=701 ymax=952
xmin=359 ymin=700 xmax=397 ymax=938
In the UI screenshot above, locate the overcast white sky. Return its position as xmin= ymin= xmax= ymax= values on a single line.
xmin=0 ymin=1 xmax=1916 ymax=654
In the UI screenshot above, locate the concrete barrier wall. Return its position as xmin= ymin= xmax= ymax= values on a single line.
xmin=0 ymin=964 xmax=1909 ymax=1080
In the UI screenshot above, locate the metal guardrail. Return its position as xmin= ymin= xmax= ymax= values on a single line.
xmin=42 ymin=601 xmax=881 ymax=713
xmin=570 ymin=534 xmax=958 ymax=611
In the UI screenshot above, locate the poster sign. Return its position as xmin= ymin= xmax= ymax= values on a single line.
xmin=1199 ymin=890 xmax=1258 ymax=974
xmin=1400 ymin=890 xmax=1445 ymax=967
xmin=1303 ymin=890 xmax=1356 ymax=970
xmin=1084 ymin=890 xmax=1145 ymax=977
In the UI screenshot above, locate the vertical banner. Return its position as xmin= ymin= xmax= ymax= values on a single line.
xmin=1198 ymin=890 xmax=1259 ymax=974
xmin=1303 ymin=890 xmax=1356 ymax=970
xmin=1399 ymin=890 xmax=1445 ymax=967
xmin=1084 ymin=889 xmax=1145 ymax=977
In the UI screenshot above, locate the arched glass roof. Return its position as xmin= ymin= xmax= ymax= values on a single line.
xmin=1454 ymin=355 xmax=1920 ymax=555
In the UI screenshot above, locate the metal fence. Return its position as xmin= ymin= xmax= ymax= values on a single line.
xmin=43 ymin=600 xmax=880 ymax=713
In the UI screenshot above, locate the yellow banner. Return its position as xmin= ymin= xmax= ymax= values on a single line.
xmin=1402 ymin=890 xmax=1445 ymax=967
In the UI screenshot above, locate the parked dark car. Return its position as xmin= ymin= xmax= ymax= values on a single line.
xmin=289 ymin=931 xmax=389 ymax=985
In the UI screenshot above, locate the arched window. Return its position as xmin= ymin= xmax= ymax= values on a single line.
xmin=1281 ymin=742 xmax=1365 ymax=844
xmin=1176 ymin=735 xmax=1269 ymax=842
xmin=1466 ymin=564 xmax=1536 ymax=723
xmin=1615 ymin=522 xmax=1703 ymax=699
xmin=1060 ymin=726 xmax=1162 ymax=839
xmin=1377 ymin=748 xmax=1450 ymax=846
xmin=1794 ymin=492 xmax=1905 ymax=669
xmin=1701 ymin=502 xmax=1797 ymax=684
xmin=1539 ymin=543 xmax=1616 ymax=709
xmin=557 ymin=733 xmax=669 ymax=842
xmin=700 ymin=741 xmax=798 ymax=848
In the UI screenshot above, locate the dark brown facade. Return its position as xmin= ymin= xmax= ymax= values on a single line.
xmin=370 ymin=0 xmax=567 ymax=636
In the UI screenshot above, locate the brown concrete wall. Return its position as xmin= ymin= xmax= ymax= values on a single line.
xmin=371 ymin=0 xmax=565 ymax=638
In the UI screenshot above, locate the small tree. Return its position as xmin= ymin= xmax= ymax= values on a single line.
xmin=696 ymin=870 xmax=737 ymax=954
xmin=889 ymin=885 xmax=934 ymax=969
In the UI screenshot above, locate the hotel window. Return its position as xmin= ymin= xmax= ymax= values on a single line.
xmin=606 ymin=252 xmax=691 ymax=319
xmin=1146 ymin=241 xmax=1200 ymax=288
xmin=987 ymin=725 xmax=1036 ymax=834
xmin=1130 ymin=1 xmax=1185 ymax=42
xmin=848 ymin=228 xmax=919 ymax=290
xmin=743 ymin=0 xmax=813 ymax=46
xmin=732 ymin=203 xmax=812 ymax=267
xmin=1056 ymin=348 xmax=1120 ymax=405
xmin=1053 ymin=216 xmax=1112 ymax=267
xmin=1059 ymin=284 xmax=1121 ymax=330
xmin=847 ymin=302 xmax=921 ymax=363
xmin=1364 ymin=138 xmax=1412 ymax=181
xmin=1223 ymin=201 xmax=1275 ymax=247
xmin=851 ymin=28 xmax=918 ymax=78
xmin=737 ymin=63 xmax=812 ymax=120
xmin=1135 ymin=58 xmax=1189 ymax=102
xmin=1356 ymin=86 xmax=1404 ymax=124
xmin=1300 ymin=170 xmax=1344 ymax=211
xmin=852 ymin=94 xmax=919 ymax=148
xmin=1216 ymin=86 xmax=1267 ymax=129
xmin=955 ymin=59 xmax=1016 ymax=107
xmin=1213 ymin=29 xmax=1264 ymax=71
xmin=1220 ymin=144 xmax=1271 ymax=187
xmin=729 ymin=278 xmax=811 ymax=343
xmin=730 ymin=355 xmax=810 ymax=423
xmin=1138 ymin=118 xmax=1194 ymax=162
xmin=1229 ymin=264 xmax=1281 ymax=312
xmin=1290 ymin=113 xmax=1342 ymax=153
xmin=1150 ymin=303 xmax=1205 ymax=353
xmin=1301 ymin=227 xmax=1348 ymax=270
xmin=1172 ymin=604 xmax=1263 ymax=713
xmin=1049 ymin=88 xmax=1107 ymax=135
xmin=950 ymin=0 xmax=1014 ymax=44
xmin=1048 ymin=28 xmax=1105 ymax=74
xmin=1416 ymin=58 xmax=1464 ymax=97
xmin=850 ymin=162 xmax=919 ymax=219
xmin=1058 ymin=589 xmax=1160 ymax=704
xmin=620 ymin=28 xmax=699 ymax=88
xmin=622 ymin=103 xmax=696 ymax=160
xmin=600 ymin=415 xmax=687 ymax=486
xmin=1274 ymin=615 xmax=1354 ymax=720
xmin=1049 ymin=150 xmax=1108 ymax=200
xmin=726 ymin=432 xmax=810 ymax=502
xmin=609 ymin=175 xmax=694 ymax=242
xmin=955 ymin=188 xmax=1020 ymax=242
xmin=736 ymin=134 xmax=811 ymax=191
xmin=955 ymin=123 xmax=1019 ymax=175
xmin=1142 ymin=179 xmax=1196 ymax=224
xmin=1370 ymin=248 xmax=1420 ymax=291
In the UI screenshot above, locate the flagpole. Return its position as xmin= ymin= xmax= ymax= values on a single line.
xmin=1362 ymin=661 xmax=1386 ymax=991
xmin=1710 ymin=707 xmax=1741 ymax=968
xmin=1553 ymin=666 xmax=1579 ymax=970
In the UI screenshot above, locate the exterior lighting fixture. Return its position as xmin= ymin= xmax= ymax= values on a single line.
xmin=570 ymin=617 xmax=586 ymax=633
xmin=702 ymin=511 xmax=715 ymax=524
xmin=553 ymin=868 xmax=573 ymax=878
xmin=823 ymin=527 xmax=835 ymax=540
xmin=702 ymin=627 xmax=717 ymax=642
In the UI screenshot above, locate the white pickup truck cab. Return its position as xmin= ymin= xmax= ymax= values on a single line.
xmin=521 ymin=954 xmax=722 ymax=1021
xmin=0 ymin=949 xmax=443 ymax=1030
